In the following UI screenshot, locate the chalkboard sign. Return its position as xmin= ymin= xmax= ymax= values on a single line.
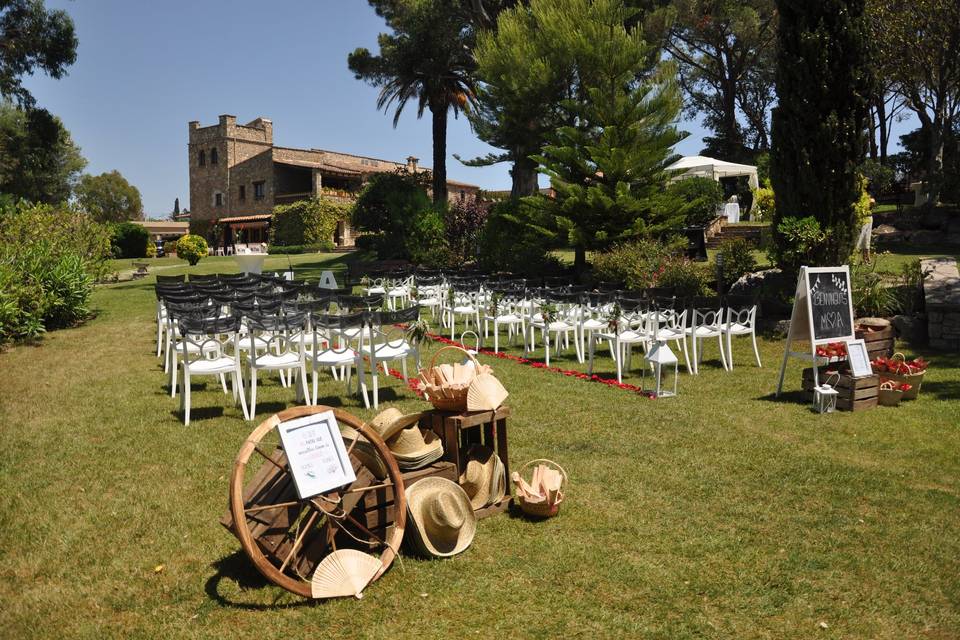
xmin=806 ymin=269 xmax=853 ymax=341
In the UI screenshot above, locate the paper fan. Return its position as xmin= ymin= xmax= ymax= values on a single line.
xmin=466 ymin=372 xmax=508 ymax=411
xmin=310 ymin=549 xmax=383 ymax=599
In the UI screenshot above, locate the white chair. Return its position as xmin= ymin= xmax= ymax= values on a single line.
xmin=414 ymin=278 xmax=444 ymax=320
xmin=683 ymin=297 xmax=728 ymax=374
xmin=357 ymin=307 xmax=421 ymax=410
xmin=577 ymin=292 xmax=614 ymax=364
xmin=446 ymin=289 xmax=481 ymax=341
xmin=386 ymin=275 xmax=413 ymax=310
xmin=166 ymin=299 xmax=223 ymax=396
xmin=176 ymin=315 xmax=249 ymax=425
xmin=482 ymin=294 xmax=525 ymax=353
xmin=307 ymin=311 xmax=365 ymax=404
xmin=722 ymin=295 xmax=761 ymax=369
xmin=526 ymin=294 xmax=580 ymax=366
xmin=588 ymin=301 xmax=651 ymax=383
xmin=244 ymin=311 xmax=311 ymax=418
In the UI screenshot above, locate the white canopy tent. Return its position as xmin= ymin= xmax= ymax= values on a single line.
xmin=665 ymin=155 xmax=760 ymax=191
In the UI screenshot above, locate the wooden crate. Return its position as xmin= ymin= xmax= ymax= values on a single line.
xmin=356 ymin=461 xmax=458 ymax=532
xmin=856 ymin=325 xmax=895 ymax=360
xmin=801 ymin=367 xmax=879 ymax=411
xmin=422 ymin=407 xmax=513 ymax=518
xmin=220 ymin=446 xmax=377 ymax=576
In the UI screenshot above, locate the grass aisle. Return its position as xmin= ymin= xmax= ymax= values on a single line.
xmin=1 ymin=260 xmax=958 ymax=638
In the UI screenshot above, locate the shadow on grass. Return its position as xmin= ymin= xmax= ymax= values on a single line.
xmin=169 ymin=406 xmax=226 ymax=423
xmin=919 ymin=380 xmax=960 ymax=401
xmin=204 ymin=550 xmax=314 ymax=610
xmin=757 ymin=389 xmax=808 ymax=405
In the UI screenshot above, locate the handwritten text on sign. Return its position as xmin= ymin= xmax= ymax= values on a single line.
xmin=807 ymin=271 xmax=853 ymax=341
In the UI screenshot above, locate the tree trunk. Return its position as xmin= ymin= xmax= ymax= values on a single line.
xmin=868 ymin=104 xmax=878 ymax=160
xmin=574 ymin=243 xmax=587 ymax=273
xmin=927 ymin=122 xmax=944 ymax=206
xmin=510 ymin=153 xmax=540 ymax=198
xmin=431 ymin=104 xmax=448 ymax=207
xmin=721 ymin=77 xmax=740 ymax=158
xmin=876 ymin=96 xmax=888 ymax=163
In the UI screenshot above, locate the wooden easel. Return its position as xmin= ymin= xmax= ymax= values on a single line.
xmin=776 ymin=265 xmax=856 ymax=396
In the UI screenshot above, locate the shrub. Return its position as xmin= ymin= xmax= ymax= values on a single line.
xmin=267 ymin=242 xmax=335 ymax=255
xmin=477 ymin=200 xmax=560 ymax=275
xmin=270 ymin=198 xmax=346 ymax=247
xmin=852 ymin=257 xmax=899 ymax=317
xmin=353 ymin=235 xmax=379 ymax=253
xmin=0 ymin=201 xmax=112 ymax=346
xmin=163 ymin=239 xmax=179 ymax=256
xmin=752 ymin=186 xmax=775 ymax=223
xmin=767 ymin=216 xmax=826 ymax=274
xmin=716 ymin=238 xmax=758 ymax=289
xmin=111 ymin=221 xmax=149 ymax=259
xmin=145 ymin=242 xmax=157 ymax=258
xmin=444 ymin=199 xmax=489 ymax=262
xmin=658 ymin=258 xmax=709 ymax=297
xmin=591 ymin=237 xmax=688 ymax=290
xmin=352 ymin=170 xmax=431 ymax=240
xmin=667 ymin=177 xmax=724 ymax=227
xmin=409 ymin=208 xmax=455 ymax=268
xmin=176 ymin=234 xmax=208 ymax=266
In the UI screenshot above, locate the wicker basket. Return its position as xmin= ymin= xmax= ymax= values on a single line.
xmin=882 ymin=353 xmax=924 ymax=400
xmin=417 ymin=345 xmax=482 ymax=412
xmin=878 ymin=380 xmax=903 ymax=407
xmin=513 ymin=459 xmax=568 ymax=518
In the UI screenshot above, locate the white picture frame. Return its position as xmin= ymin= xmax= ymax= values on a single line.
xmin=845 ymin=339 xmax=873 ymax=378
xmin=277 ymin=410 xmax=356 ymax=499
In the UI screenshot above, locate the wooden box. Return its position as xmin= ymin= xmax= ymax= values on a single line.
xmin=801 ymin=366 xmax=879 ymax=411
xmin=856 ymin=325 xmax=895 ymax=360
xmin=356 ymin=461 xmax=458 ymax=534
xmin=422 ymin=406 xmax=513 ymax=519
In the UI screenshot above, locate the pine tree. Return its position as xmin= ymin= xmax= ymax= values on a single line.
xmin=532 ymin=0 xmax=684 ymax=271
xmin=770 ymin=0 xmax=875 ymax=267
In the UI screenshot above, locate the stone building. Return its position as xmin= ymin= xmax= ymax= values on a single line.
xmin=188 ymin=114 xmax=480 ymax=248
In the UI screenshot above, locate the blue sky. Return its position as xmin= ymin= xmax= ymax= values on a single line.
xmin=23 ymin=1 xmax=915 ymax=217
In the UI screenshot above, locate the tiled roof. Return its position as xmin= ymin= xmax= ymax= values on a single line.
xmin=216 ymin=214 xmax=273 ymax=224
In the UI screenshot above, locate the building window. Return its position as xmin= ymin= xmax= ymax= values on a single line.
xmin=253 ymin=181 xmax=265 ymax=201
xmin=238 ymin=185 xmax=246 ymax=201
xmin=214 ymin=192 xmax=223 ymax=207
xmin=198 ymin=150 xmax=205 ymax=166
xmin=210 ymin=148 xmax=218 ymax=165
xmin=459 ymin=190 xmax=465 ymax=201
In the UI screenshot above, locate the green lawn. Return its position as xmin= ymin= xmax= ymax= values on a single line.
xmin=1 ymin=253 xmax=959 ymax=638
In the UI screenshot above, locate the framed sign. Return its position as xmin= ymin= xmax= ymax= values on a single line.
xmin=277 ymin=410 xmax=356 ymax=499
xmin=845 ymin=339 xmax=873 ymax=378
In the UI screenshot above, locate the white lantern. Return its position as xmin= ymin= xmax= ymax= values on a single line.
xmin=643 ymin=341 xmax=678 ymax=398
xmin=813 ymin=384 xmax=839 ymax=414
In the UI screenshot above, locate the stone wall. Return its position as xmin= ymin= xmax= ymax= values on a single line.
xmin=923 ymin=257 xmax=960 ymax=352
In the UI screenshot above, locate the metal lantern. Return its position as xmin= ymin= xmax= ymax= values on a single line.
xmin=643 ymin=341 xmax=679 ymax=398
xmin=813 ymin=383 xmax=839 ymax=414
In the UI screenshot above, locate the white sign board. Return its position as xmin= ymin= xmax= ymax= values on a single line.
xmin=277 ymin=410 xmax=356 ymax=499
xmin=845 ymin=339 xmax=873 ymax=378
xmin=318 ymin=270 xmax=340 ymax=290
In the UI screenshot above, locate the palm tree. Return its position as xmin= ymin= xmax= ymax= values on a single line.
xmin=349 ymin=0 xmax=476 ymax=206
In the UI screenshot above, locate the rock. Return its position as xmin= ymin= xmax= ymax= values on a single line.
xmin=729 ymin=268 xmax=785 ymax=296
xmin=856 ymin=317 xmax=891 ymax=329
xmin=920 ymin=208 xmax=950 ymax=230
xmin=911 ymin=230 xmax=943 ymax=245
xmin=892 ymin=314 xmax=927 ymax=345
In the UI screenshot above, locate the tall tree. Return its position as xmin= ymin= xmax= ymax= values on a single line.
xmin=75 ymin=170 xmax=143 ymax=223
xmin=348 ymin=0 xmax=476 ymax=206
xmin=869 ymin=0 xmax=960 ymax=205
xmin=461 ymin=1 xmax=574 ymax=198
xmin=532 ymin=0 xmax=684 ymax=271
xmin=0 ymin=0 xmax=78 ymax=108
xmin=655 ymin=0 xmax=777 ymax=161
xmin=770 ymin=0 xmax=874 ymax=267
xmin=0 ymin=101 xmax=85 ymax=203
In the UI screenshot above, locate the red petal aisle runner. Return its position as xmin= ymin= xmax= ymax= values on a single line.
xmin=384 ymin=328 xmax=655 ymax=399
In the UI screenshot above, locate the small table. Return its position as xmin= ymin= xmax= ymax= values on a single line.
xmin=131 ymin=262 xmax=150 ymax=279
xmin=724 ymin=202 xmax=741 ymax=223
xmin=233 ymin=253 xmax=266 ymax=274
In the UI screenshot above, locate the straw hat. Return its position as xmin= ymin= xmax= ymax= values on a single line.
xmin=459 ymin=446 xmax=496 ymax=509
xmin=368 ymin=407 xmax=424 ymax=442
xmin=388 ymin=426 xmax=444 ymax=469
xmin=405 ymin=477 xmax=476 ymax=558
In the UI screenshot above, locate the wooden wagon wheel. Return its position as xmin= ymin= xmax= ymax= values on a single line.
xmin=229 ymin=405 xmax=406 ymax=599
